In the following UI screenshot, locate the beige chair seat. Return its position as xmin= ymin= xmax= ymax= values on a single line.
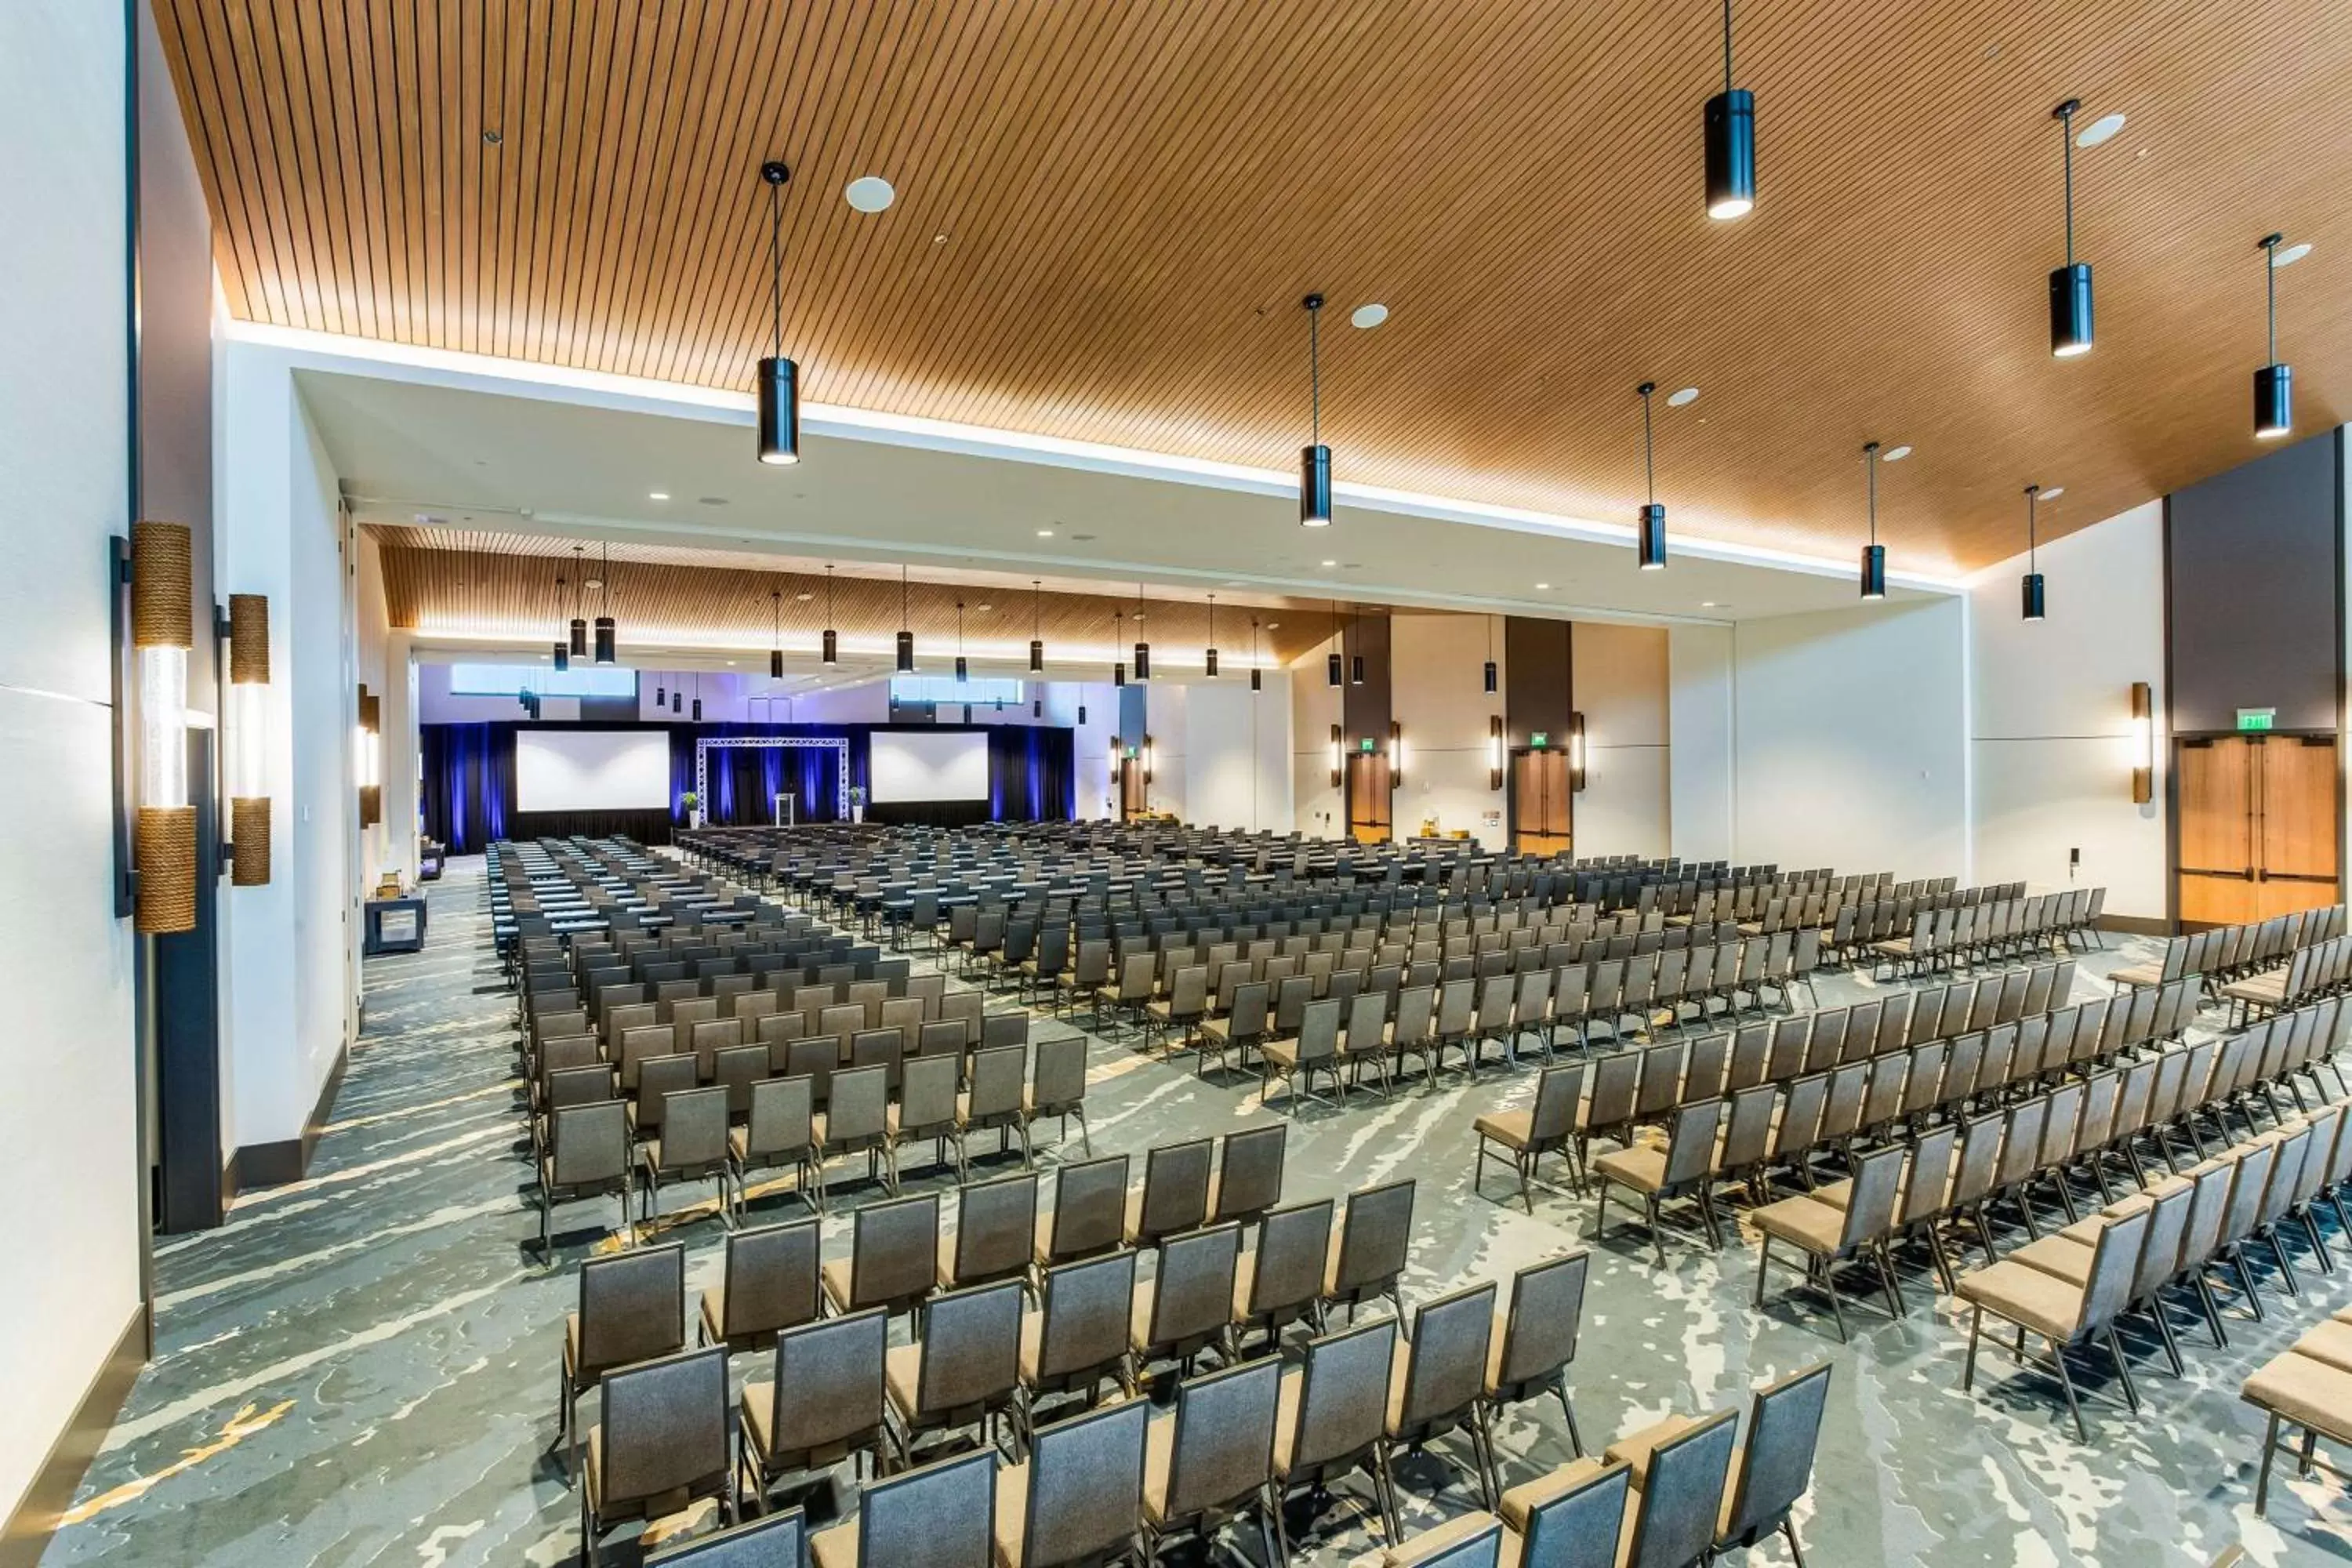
xmin=992 ymin=1456 xmax=1033 ymax=1568
xmin=2223 ymin=973 xmax=2288 ymax=1004
xmin=884 ymin=1341 xmax=924 ymax=1414
xmin=809 ymin=1517 xmax=859 ymax=1568
xmin=1261 ymin=1036 xmax=1304 ymax=1069
xmin=1381 ymin=1510 xmax=1504 ymax=1566
xmin=1474 ymin=1109 xmax=1538 ymax=1149
xmin=1016 ymin=1310 xmax=1047 ymax=1382
xmin=1384 ymin=1334 xmax=1417 ymax=1429
xmin=1129 ymin=1279 xmax=1160 ymax=1350
xmin=1603 ymin=1414 xmax=1697 ymax=1488
xmin=1589 ymin=1144 xmax=1668 ymax=1194
xmin=698 ymin=1290 xmax=727 ymax=1345
xmin=738 ymin=1383 xmax=779 ymax=1459
xmin=2008 ymin=1232 xmax=2096 ymax=1287
xmin=2245 ymin=1348 xmax=2352 ymax=1444
xmin=820 ymin=1257 xmax=855 ymax=1312
xmin=1956 ymin=1260 xmax=2087 ymax=1340
xmin=1141 ymin=1410 xmax=1178 ymax=1521
xmin=1272 ymin=1367 xmax=1305 ymax=1472
xmin=1201 ymin=1017 xmax=1236 ymax=1043
xmin=1872 ymin=938 xmax=1915 ymax=956
xmin=2294 ymin=1319 xmax=2352 ymax=1377
xmin=1751 ymin=1192 xmax=1845 ymax=1252
xmin=2107 ymin=964 xmax=2162 ymax=989
xmin=1497 ymin=1456 xmax=1608 ymax=1530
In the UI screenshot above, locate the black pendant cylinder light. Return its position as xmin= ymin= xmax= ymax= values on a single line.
xmin=822 ymin=565 xmax=838 ymax=665
xmin=755 ymin=161 xmax=802 ymax=466
xmin=1859 ymin=441 xmax=1887 ymax=601
xmin=1326 ymin=601 xmax=1342 ymax=687
xmin=554 ymin=639 xmax=569 ymax=673
xmin=1250 ymin=617 xmax=1262 ymax=693
xmin=2256 ymin=234 xmax=2293 ymax=439
xmin=1113 ymin=611 xmax=1126 ymax=688
xmin=1029 ymin=579 xmax=1045 ymax=673
xmin=672 ymin=687 xmax=683 ymax=715
xmin=1704 ymin=0 xmax=1755 ymax=220
xmin=1637 ymin=383 xmax=1668 ymax=571
xmin=955 ymin=600 xmax=968 ymax=683
xmin=553 ymin=564 xmax=571 ymax=672
xmin=770 ymin=589 xmax=785 ymax=678
xmin=568 ymin=544 xmax=588 ymax=655
xmin=2020 ymin=485 xmax=2047 ymax=621
xmin=655 ymin=681 xmax=666 ymax=706
xmin=1133 ymin=587 xmax=1151 ymax=680
xmin=1299 ymin=294 xmax=1332 ymax=527
xmin=1204 ymin=594 xmax=1219 ymax=677
xmin=691 ymin=673 xmax=702 ymax=722
xmin=593 ymin=542 xmax=616 ymax=662
xmin=1483 ymin=614 xmax=1498 ymax=694
xmin=895 ymin=566 xmax=914 ymax=672
xmin=1348 ymin=605 xmax=1365 ymax=685
xmin=2049 ymin=100 xmax=2094 ymax=358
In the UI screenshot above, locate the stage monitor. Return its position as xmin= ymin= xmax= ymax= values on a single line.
xmin=514 ymin=729 xmax=671 ymax=812
xmin=868 ymin=731 xmax=990 ymax=803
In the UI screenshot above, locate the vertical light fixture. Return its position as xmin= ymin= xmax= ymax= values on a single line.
xmin=755 ymin=159 xmax=802 ymax=466
xmin=1299 ymin=293 xmax=1332 ymax=527
xmin=1029 ymin=579 xmax=1044 ymax=673
xmin=655 ymin=680 xmax=666 ymax=706
xmin=2130 ymin=681 xmax=2154 ymax=803
xmin=1204 ymin=594 xmax=1218 ymax=677
xmin=2256 ymin=233 xmax=2294 ymax=438
xmin=1249 ymin=616 xmax=1262 ymax=693
xmin=226 ymin=593 xmax=272 ymax=887
xmin=691 ymin=672 xmax=702 ymax=723
xmin=672 ymin=683 xmax=683 ymax=715
xmin=770 ymin=587 xmax=785 ymax=678
xmin=1389 ymin=720 xmax=1405 ymax=786
xmin=131 ymin=520 xmax=195 ymax=931
xmin=357 ymin=686 xmax=383 ymax=828
xmin=552 ymin=565 xmax=570 ymax=673
xmin=1133 ymin=586 xmax=1151 ymax=680
xmin=1112 ymin=609 xmax=1126 ymax=688
xmin=955 ymin=599 xmax=969 ymax=683
xmin=593 ymin=543 xmax=616 ymax=663
xmin=1859 ymin=441 xmax=1887 ymax=600
xmin=1329 ymin=724 xmax=1343 ymax=787
xmin=1636 ymin=382 xmax=1668 ymax=570
xmin=822 ymin=565 xmax=839 ymax=665
xmin=568 ymin=543 xmax=588 ymax=655
xmin=2048 ymin=100 xmax=2094 ymax=358
xmin=1488 ymin=715 xmax=1505 ymax=791
xmin=1349 ymin=604 xmax=1366 ymax=685
xmin=895 ymin=566 xmax=915 ymax=672
xmin=1327 ymin=600 xmax=1342 ymax=687
xmin=1567 ymin=711 xmax=1588 ymax=793
xmin=1704 ymin=0 xmax=1755 ymax=220
xmin=2020 ymin=485 xmax=2047 ymax=621
xmin=1143 ymin=733 xmax=1156 ymax=785
xmin=1483 ymin=614 xmax=1498 ymax=695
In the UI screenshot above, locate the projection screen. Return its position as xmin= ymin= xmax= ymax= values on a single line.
xmin=514 ymin=729 xmax=672 ymax=812
xmin=868 ymin=731 xmax=990 ymax=802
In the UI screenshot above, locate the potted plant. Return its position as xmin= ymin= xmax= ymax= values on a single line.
xmin=677 ymin=789 xmax=701 ymax=829
xmin=848 ymin=784 xmax=867 ymax=824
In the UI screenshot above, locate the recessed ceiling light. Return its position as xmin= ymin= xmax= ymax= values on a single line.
xmin=1882 ymin=445 xmax=1912 ymax=462
xmin=1350 ymin=303 xmax=1389 ymax=329
xmin=844 ymin=176 xmax=895 ymax=212
xmin=796 ymin=591 xmax=815 ymax=601
xmin=974 ymin=603 xmax=993 ymax=613
xmin=2272 ymin=242 xmax=2313 ymax=268
xmin=1667 ymin=387 xmax=1700 ymax=408
xmin=648 ymin=491 xmax=670 ymax=501
xmin=1535 ymin=583 xmax=1551 ymax=590
xmin=2075 ymin=111 xmax=2126 ymax=147
xmin=1036 ymin=528 xmax=1054 ymax=537
xmin=2040 ymin=485 xmax=2064 ymax=499
xmin=1320 ymin=560 xmax=1338 ymax=568
xmin=1700 ymin=601 xmax=1719 ymax=608
xmin=1265 ymin=622 xmax=1280 ymax=630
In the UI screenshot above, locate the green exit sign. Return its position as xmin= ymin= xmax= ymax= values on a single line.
xmin=1529 ymin=731 xmax=1548 ymax=749
xmin=2238 ymin=708 xmax=2276 ymax=732
xmin=1359 ymin=737 xmax=1377 ymax=753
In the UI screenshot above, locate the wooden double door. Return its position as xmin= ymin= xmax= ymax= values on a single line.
xmin=1512 ymin=750 xmax=1573 ymax=856
xmin=1346 ymin=752 xmax=1393 ymax=844
xmin=2177 ymin=733 xmax=2340 ymax=925
xmin=1117 ymin=755 xmax=1149 ymax=821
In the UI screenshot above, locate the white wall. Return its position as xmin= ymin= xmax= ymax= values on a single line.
xmin=1392 ymin=614 xmax=1508 ymax=846
xmin=1047 ymin=681 xmax=1118 ymax=819
xmin=1969 ymin=502 xmax=2166 ymax=918
xmin=1668 ymin=623 xmax=1736 ymax=862
xmin=1290 ymin=637 xmax=1345 ymax=839
xmin=1732 ymin=597 xmax=1969 ymax=877
xmin=0 ymin=0 xmax=142 ymax=1527
xmin=1573 ymin=622 xmax=1671 ymax=857
xmin=1156 ymin=677 xmax=1291 ymax=831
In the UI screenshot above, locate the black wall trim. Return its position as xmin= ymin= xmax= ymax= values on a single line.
xmin=0 ymin=1305 xmax=147 ymax=1568
xmin=234 ymin=1040 xmax=348 ymax=1189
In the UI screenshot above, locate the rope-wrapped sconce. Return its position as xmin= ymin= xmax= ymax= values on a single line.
xmin=227 ymin=592 xmax=271 ymax=885
xmin=357 ymin=686 xmax=383 ymax=829
xmin=132 ymin=520 xmax=195 ymax=932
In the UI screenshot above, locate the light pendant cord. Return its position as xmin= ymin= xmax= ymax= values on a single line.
xmin=1864 ymin=442 xmax=1879 ymax=546
xmin=768 ymin=176 xmax=783 ymax=360
xmin=2027 ymin=485 xmax=2039 ymax=572
xmin=2265 ymin=236 xmax=2280 ymax=361
xmin=1640 ymin=383 xmax=1657 ymax=503
xmin=1722 ymin=0 xmax=1733 ymax=92
xmin=2059 ymin=103 xmax=2075 ymax=267
xmin=1308 ymin=300 xmax=1322 ymax=445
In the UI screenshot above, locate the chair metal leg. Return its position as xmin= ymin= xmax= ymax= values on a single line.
xmin=2103 ymin=1327 xmax=2141 ymax=1413
xmin=1555 ymin=1379 xmax=1585 ymax=1459
xmin=2256 ymin=1411 xmax=2280 ymax=1516
xmin=1962 ymin=1305 xmax=1983 ymax=1392
xmin=2049 ymin=1338 xmax=2090 ymax=1442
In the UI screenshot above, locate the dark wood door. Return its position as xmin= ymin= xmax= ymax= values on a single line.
xmin=1512 ymin=750 xmax=1573 ymax=856
xmin=2177 ymin=734 xmax=2340 ymax=924
xmin=1346 ymin=752 xmax=1393 ymax=844
xmin=1118 ymin=755 xmax=1149 ymax=821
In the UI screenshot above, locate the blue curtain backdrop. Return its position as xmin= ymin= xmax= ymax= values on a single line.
xmin=419 ymin=720 xmax=1073 ymax=848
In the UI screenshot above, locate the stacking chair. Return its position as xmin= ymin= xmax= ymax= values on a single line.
xmin=958 ymin=1043 xmax=1031 ymax=1167
xmin=1022 ymin=1249 xmax=1139 ymax=1439
xmin=1035 ymin=1155 xmax=1131 ymax=1269
xmin=561 ymin=1243 xmax=688 ymax=1462
xmin=641 ymin=1509 xmax=807 ymax=1566
xmin=1209 ymin=1123 xmax=1288 ymax=1228
xmin=730 ymin=1074 xmax=820 ymax=1218
xmin=1496 ymin=1459 xmax=1632 ymax=1568
xmin=579 ymin=1346 xmax=732 ymax=1566
xmin=1751 ymin=1143 xmax=1907 ymax=1341
xmin=805 ymin=1445 xmax=995 ymax=1568
xmin=1145 ymin=964 xmax=1210 ymax=1054
xmin=1607 ymin=1408 xmax=1739 ymax=1568
xmin=1324 ymin=1178 xmax=1417 ymax=1323
xmin=1272 ymin=1319 xmax=1403 ymax=1549
xmin=1377 ymin=1282 xmax=1502 ymax=1536
xmin=1956 ymin=1205 xmax=2153 ymax=1440
xmin=887 ymin=1052 xmax=967 ymax=1186
xmin=741 ymin=1309 xmax=892 ymax=1515
xmin=938 ymin=1171 xmax=1039 ymax=1290
xmin=992 ymin=1397 xmax=1149 ymax=1568
xmin=1140 ymin=1359 xmax=1285 ymax=1565
xmin=699 ymin=1218 xmax=820 ymax=1356
xmin=540 ymin=1099 xmax=633 ymax=1253
xmin=1262 ymin=996 xmax=1347 ymax=1111
xmin=885 ymin=1279 xmax=1025 ymax=1465
xmin=639 ymin=1084 xmax=732 ymax=1232
xmin=816 ymin=1064 xmax=891 ymax=1196
xmin=1592 ymin=1099 xmax=1725 ymax=1265
xmin=1023 ymin=1033 xmax=1092 ymax=1157
xmin=1712 ymin=1362 xmax=1832 ymax=1562
xmin=1127 ymin=1137 xmax=1215 ymax=1246
xmin=1484 ymin=1251 xmax=1591 ymax=1458
xmin=1472 ymin=1063 xmax=1583 ymax=1211
xmin=1231 ymin=1197 xmax=1334 ymax=1356
xmin=1132 ymin=1222 xmax=1243 ymax=1381
xmin=822 ymin=1192 xmax=941 ymax=1323
xmin=1380 ymin=1513 xmax=1505 ymax=1566
xmin=1200 ymin=981 xmax=1270 ymax=1079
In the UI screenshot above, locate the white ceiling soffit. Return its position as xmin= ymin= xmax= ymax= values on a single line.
xmin=249 ymin=321 xmax=1957 ymax=625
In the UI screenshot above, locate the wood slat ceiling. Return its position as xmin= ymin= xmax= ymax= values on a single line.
xmin=163 ymin=0 xmax=2352 ymax=572
xmin=377 ymin=536 xmax=1348 ymax=666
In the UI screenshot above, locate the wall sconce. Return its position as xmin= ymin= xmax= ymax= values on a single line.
xmin=1329 ymin=724 xmax=1343 ymax=788
xmin=225 ymin=593 xmax=271 ymax=885
xmin=356 ymin=685 xmax=383 ymax=828
xmin=1567 ymin=711 xmax=1588 ymax=793
xmin=131 ymin=520 xmax=196 ymax=933
xmin=1488 ymin=716 xmax=1505 ymax=791
xmin=2130 ymin=681 xmax=2154 ymax=804
xmin=1388 ymin=720 xmax=1405 ymax=787
xmin=1143 ymin=733 xmax=1156 ymax=785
